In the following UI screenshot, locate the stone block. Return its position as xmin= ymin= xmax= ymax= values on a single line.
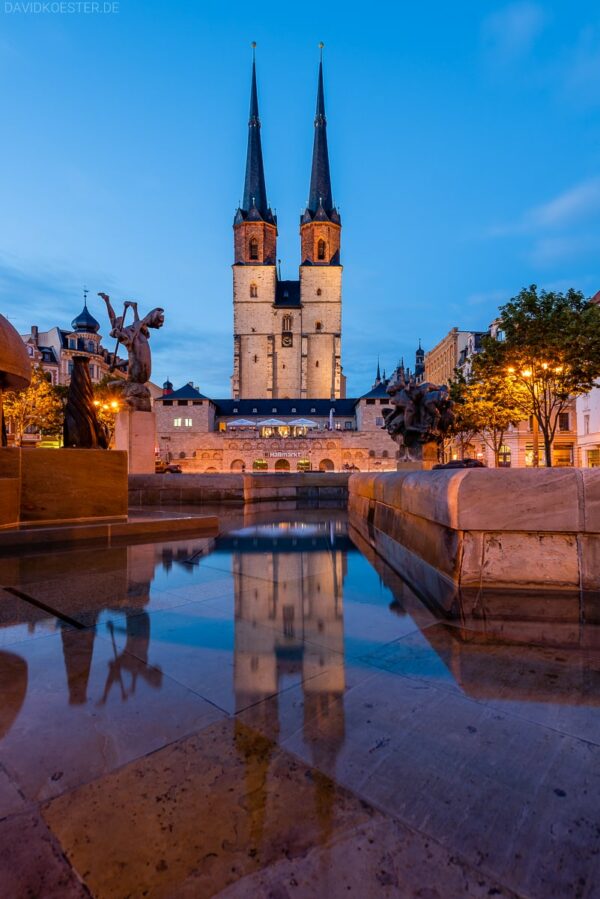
xmin=456 ymin=469 xmax=584 ymax=533
xmin=401 ymin=470 xmax=469 ymax=528
xmin=114 ymin=410 xmax=156 ymax=474
xmin=578 ymin=534 xmax=600 ymax=590
xmin=17 ymin=448 xmax=127 ymax=525
xmin=581 ymin=469 xmax=600 ymax=532
xmin=0 ymin=477 xmax=19 ymax=529
xmin=481 ymin=532 xmax=579 ymax=588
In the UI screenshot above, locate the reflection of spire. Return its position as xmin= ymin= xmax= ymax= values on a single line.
xmin=61 ymin=625 xmax=95 ymax=705
xmin=234 ymin=719 xmax=275 ymax=850
xmin=0 ymin=650 xmax=28 ymax=738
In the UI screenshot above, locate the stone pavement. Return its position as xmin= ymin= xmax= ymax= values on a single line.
xmin=0 ymin=515 xmax=598 ymax=897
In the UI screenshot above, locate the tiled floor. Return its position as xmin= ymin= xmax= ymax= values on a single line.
xmin=0 ymin=512 xmax=598 ymax=897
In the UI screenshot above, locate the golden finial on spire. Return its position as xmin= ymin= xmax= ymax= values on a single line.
xmin=251 ymin=41 xmax=257 ymax=49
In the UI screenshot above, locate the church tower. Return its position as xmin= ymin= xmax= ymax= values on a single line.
xmin=299 ymin=46 xmax=344 ymax=399
xmin=232 ymin=45 xmax=278 ymax=399
xmin=231 ymin=45 xmax=344 ymax=400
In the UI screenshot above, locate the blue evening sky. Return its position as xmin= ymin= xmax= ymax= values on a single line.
xmin=1 ymin=0 xmax=599 ymax=396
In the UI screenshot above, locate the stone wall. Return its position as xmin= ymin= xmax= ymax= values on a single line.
xmin=129 ymin=471 xmax=350 ymax=506
xmin=348 ymin=469 xmax=600 ymax=602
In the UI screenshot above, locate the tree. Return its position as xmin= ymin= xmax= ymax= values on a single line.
xmin=93 ymin=375 xmax=124 ymax=444
xmin=3 ymin=365 xmax=63 ymax=445
xmin=478 ymin=285 xmax=600 ymax=467
xmin=458 ymin=360 xmax=527 ymax=466
xmin=446 ymin=373 xmax=480 ymax=460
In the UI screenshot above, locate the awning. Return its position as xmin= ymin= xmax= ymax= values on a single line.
xmin=288 ymin=418 xmax=318 ymax=427
xmin=257 ymin=418 xmax=287 ymax=427
xmin=227 ymin=418 xmax=256 ymax=426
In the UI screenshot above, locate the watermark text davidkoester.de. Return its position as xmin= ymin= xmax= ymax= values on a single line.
xmin=4 ymin=1 xmax=119 ymax=12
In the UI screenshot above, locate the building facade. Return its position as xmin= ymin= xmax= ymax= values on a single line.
xmin=21 ymin=295 xmax=122 ymax=387
xmin=154 ymin=372 xmax=401 ymax=473
xmin=232 ymin=51 xmax=345 ymax=401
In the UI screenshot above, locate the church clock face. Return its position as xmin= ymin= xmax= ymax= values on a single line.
xmin=281 ymin=333 xmax=293 ymax=348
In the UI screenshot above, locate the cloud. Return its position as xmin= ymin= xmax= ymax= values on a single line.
xmin=481 ymin=2 xmax=547 ymax=65
xmin=528 ymin=234 xmax=600 ymax=266
xmin=489 ymin=176 xmax=600 ymax=238
xmin=465 ymin=288 xmax=509 ymax=307
xmin=527 ymin=177 xmax=600 ymax=229
xmin=561 ymin=26 xmax=600 ymax=108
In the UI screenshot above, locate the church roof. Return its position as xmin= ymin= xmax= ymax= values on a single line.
xmin=303 ymin=48 xmax=340 ymax=225
xmin=236 ymin=48 xmax=275 ymax=226
xmin=274 ymin=280 xmax=301 ymax=307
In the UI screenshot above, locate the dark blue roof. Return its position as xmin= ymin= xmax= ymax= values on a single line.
xmin=214 ymin=398 xmax=358 ymax=416
xmin=157 ymin=384 xmax=210 ymax=401
xmin=359 ymin=381 xmax=390 ymax=399
xmin=275 ymin=280 xmax=300 ymax=307
xmin=71 ymin=302 xmax=100 ymax=334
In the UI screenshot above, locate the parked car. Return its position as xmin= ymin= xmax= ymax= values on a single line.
xmin=155 ymin=460 xmax=182 ymax=474
xmin=432 ymin=458 xmax=486 ymax=470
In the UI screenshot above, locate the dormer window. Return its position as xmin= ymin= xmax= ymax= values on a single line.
xmin=317 ymin=239 xmax=326 ymax=260
xmin=282 ymin=314 xmax=292 ymax=332
xmin=250 ymin=283 xmax=258 ymax=298
xmin=249 ymin=238 xmax=259 ymax=260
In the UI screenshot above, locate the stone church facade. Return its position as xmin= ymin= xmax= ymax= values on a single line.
xmin=231 ymin=50 xmax=345 ymax=400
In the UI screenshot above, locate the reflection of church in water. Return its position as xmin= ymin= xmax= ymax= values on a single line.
xmin=231 ymin=521 xmax=347 ymax=723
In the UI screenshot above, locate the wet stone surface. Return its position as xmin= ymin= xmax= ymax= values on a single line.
xmin=0 ymin=508 xmax=598 ymax=897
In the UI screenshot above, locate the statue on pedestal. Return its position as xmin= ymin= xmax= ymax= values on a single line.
xmin=383 ymin=374 xmax=454 ymax=464
xmin=99 ymin=294 xmax=164 ymax=412
xmin=63 ymin=356 xmax=109 ymax=449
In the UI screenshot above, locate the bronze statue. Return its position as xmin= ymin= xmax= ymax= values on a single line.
xmin=98 ymin=293 xmax=164 ymax=412
xmin=63 ymin=356 xmax=109 ymax=449
xmin=383 ymin=374 xmax=454 ymax=463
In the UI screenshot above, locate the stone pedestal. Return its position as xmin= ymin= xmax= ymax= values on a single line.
xmin=0 ymin=447 xmax=127 ymax=525
xmin=114 ymin=410 xmax=156 ymax=474
xmin=396 ymin=442 xmax=438 ymax=471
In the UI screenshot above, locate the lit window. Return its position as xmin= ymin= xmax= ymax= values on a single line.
xmin=174 ymin=418 xmax=182 ymax=427
xmin=250 ymin=283 xmax=258 ymax=298
xmin=317 ymin=239 xmax=326 ymax=260
xmin=249 ymin=238 xmax=259 ymax=260
xmin=184 ymin=418 xmax=193 ymax=427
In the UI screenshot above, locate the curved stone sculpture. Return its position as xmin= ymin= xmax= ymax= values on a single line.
xmin=0 ymin=313 xmax=32 ymax=447
xmin=63 ymin=356 xmax=109 ymax=449
xmin=383 ymin=375 xmax=455 ymax=463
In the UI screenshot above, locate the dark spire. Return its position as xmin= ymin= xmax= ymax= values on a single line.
xmin=305 ymin=44 xmax=338 ymax=221
xmin=238 ymin=43 xmax=274 ymax=224
xmin=376 ymin=358 xmax=381 ymax=382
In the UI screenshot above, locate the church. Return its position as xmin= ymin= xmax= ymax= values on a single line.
xmin=153 ymin=51 xmax=423 ymax=472
xmin=232 ymin=46 xmax=344 ymax=400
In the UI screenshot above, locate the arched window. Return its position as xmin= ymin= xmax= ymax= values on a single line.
xmin=282 ymin=314 xmax=292 ymax=332
xmin=249 ymin=283 xmax=258 ymax=298
xmin=315 ymin=360 xmax=319 ymax=368
xmin=253 ymin=354 xmax=258 ymax=363
xmin=316 ymin=288 xmax=322 ymax=296
xmin=249 ymin=238 xmax=259 ymax=260
xmin=315 ymin=321 xmax=322 ymax=331
xmin=317 ymin=239 xmax=326 ymax=260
